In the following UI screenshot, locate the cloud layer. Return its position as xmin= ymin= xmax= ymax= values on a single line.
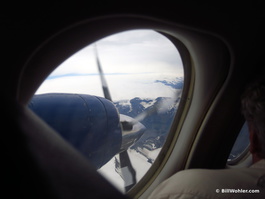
xmin=35 ymin=30 xmax=184 ymax=101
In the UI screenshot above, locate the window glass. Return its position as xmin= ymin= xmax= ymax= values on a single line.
xmin=29 ymin=30 xmax=184 ymax=192
xmin=228 ymin=122 xmax=250 ymax=162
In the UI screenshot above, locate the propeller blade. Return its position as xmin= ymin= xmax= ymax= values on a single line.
xmin=94 ymin=44 xmax=112 ymax=101
xmin=119 ymin=151 xmax=137 ymax=192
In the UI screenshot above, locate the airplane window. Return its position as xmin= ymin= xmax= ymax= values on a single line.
xmin=227 ymin=122 xmax=250 ymax=163
xmin=29 ymin=30 xmax=184 ymax=192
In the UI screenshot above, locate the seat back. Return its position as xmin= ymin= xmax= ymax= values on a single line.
xmin=4 ymin=100 xmax=128 ymax=199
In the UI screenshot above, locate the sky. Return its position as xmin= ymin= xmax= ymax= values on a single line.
xmin=35 ymin=29 xmax=184 ymax=101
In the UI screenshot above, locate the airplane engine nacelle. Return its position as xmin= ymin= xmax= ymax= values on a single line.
xmin=28 ymin=93 xmax=122 ymax=169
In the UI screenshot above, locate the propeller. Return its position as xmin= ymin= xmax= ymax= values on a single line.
xmin=94 ymin=44 xmax=139 ymax=192
xmin=94 ymin=43 xmax=181 ymax=192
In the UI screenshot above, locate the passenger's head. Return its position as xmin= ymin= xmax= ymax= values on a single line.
xmin=241 ymin=77 xmax=265 ymax=160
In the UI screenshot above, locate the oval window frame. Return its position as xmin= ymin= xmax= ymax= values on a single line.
xmin=18 ymin=15 xmax=195 ymax=198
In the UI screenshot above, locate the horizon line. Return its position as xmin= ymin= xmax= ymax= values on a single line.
xmin=47 ymin=72 xmax=183 ymax=80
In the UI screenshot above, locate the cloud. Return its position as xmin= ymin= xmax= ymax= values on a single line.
xmin=36 ymin=29 xmax=184 ymax=101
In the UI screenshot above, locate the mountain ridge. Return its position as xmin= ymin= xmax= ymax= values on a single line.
xmin=114 ymin=96 xmax=180 ymax=152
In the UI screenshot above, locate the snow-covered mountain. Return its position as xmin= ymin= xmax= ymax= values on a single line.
xmin=114 ymin=77 xmax=184 ymax=153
